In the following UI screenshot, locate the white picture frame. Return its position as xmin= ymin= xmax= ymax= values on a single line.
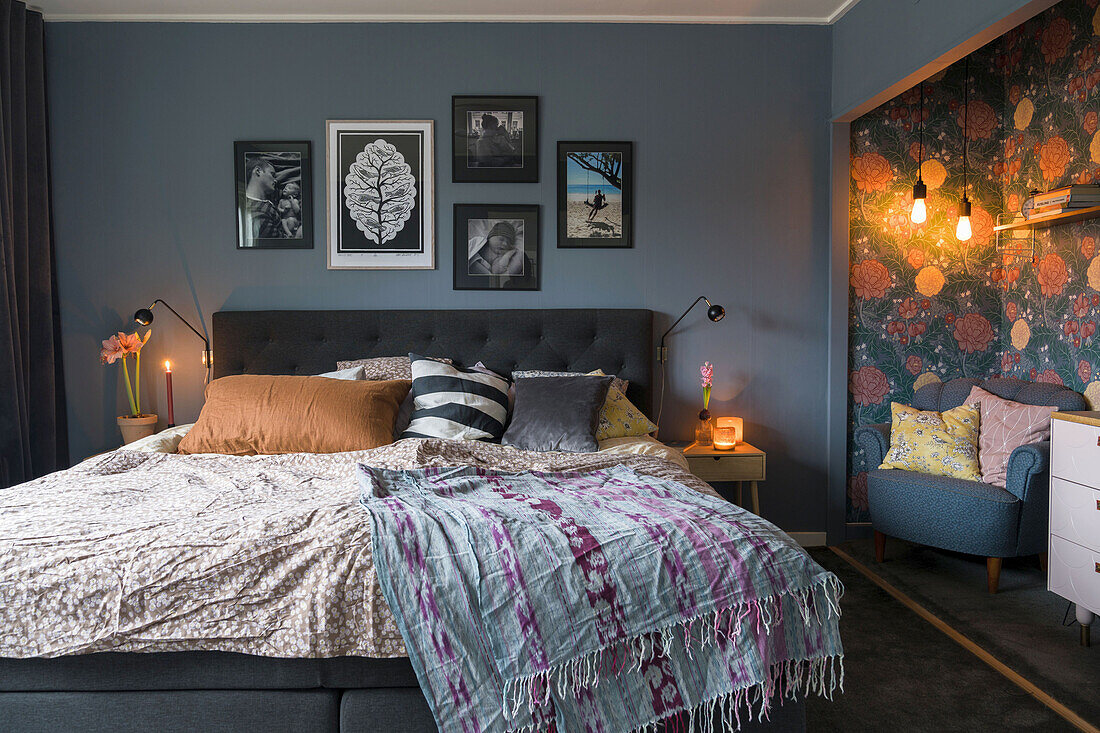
xmin=326 ymin=120 xmax=435 ymax=270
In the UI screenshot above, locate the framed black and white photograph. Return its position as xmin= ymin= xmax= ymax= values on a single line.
xmin=557 ymin=141 xmax=633 ymax=249
xmin=453 ymin=204 xmax=539 ymax=291
xmin=235 ymin=141 xmax=312 ymax=250
xmin=326 ymin=120 xmax=434 ymax=270
xmin=452 ymin=96 xmax=538 ymax=183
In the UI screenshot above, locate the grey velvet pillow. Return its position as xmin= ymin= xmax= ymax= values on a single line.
xmin=502 ymin=376 xmax=613 ymax=453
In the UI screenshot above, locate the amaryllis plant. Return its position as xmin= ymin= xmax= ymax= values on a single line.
xmin=101 ymin=330 xmax=151 ymax=417
xmin=700 ymin=361 xmax=714 ymax=419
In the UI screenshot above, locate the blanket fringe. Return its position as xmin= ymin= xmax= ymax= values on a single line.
xmin=632 ymin=654 xmax=844 ymax=733
xmin=505 ymin=653 xmax=845 ymax=733
xmin=501 ymin=574 xmax=844 ymax=726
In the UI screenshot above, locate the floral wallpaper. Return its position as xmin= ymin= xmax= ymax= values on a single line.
xmin=999 ymin=0 xmax=1100 ymax=404
xmin=847 ymin=0 xmax=1100 ymax=524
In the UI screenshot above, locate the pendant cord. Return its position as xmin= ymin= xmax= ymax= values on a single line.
xmin=962 ymin=56 xmax=969 ymax=202
xmin=917 ymin=82 xmax=924 ymax=178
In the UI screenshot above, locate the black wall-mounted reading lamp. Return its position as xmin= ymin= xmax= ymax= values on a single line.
xmin=654 ymin=296 xmax=726 ymax=435
xmin=133 ymin=300 xmax=213 ymax=381
xmin=657 ymin=296 xmax=725 ymax=364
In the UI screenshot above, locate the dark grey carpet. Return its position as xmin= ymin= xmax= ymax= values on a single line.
xmin=805 ymin=548 xmax=1076 ymax=732
xmin=836 ymin=538 xmax=1097 ymax=726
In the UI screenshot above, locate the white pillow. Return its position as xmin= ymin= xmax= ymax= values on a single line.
xmin=126 ymin=423 xmax=194 ymax=453
xmin=316 ymin=365 xmax=366 ymax=380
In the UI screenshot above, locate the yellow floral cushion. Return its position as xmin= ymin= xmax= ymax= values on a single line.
xmin=583 ymin=369 xmax=657 ymax=440
xmin=878 ymin=402 xmax=981 ymax=481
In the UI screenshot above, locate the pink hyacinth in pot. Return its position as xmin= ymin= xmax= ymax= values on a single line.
xmin=697 ymin=361 xmax=714 ymax=445
xmin=101 ymin=329 xmax=158 ymax=444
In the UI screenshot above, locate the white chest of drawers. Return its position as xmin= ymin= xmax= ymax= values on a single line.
xmin=1049 ymin=412 xmax=1100 ymax=647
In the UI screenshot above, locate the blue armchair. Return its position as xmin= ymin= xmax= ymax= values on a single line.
xmin=854 ymin=377 xmax=1086 ymax=593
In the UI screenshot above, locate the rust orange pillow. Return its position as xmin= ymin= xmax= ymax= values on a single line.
xmin=177 ymin=375 xmax=410 ymax=455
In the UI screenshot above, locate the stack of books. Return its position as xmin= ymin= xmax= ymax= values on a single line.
xmin=1025 ymin=185 xmax=1100 ymax=220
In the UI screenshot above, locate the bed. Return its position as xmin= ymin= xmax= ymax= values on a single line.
xmin=0 ymin=309 xmax=822 ymax=732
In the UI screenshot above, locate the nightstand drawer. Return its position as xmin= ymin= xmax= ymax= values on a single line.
xmin=1052 ymin=418 xmax=1100 ymax=488
xmin=1050 ymin=476 xmax=1100 ymax=554
xmin=1049 ymin=535 xmax=1100 ymax=615
xmin=685 ymin=454 xmax=765 ymax=482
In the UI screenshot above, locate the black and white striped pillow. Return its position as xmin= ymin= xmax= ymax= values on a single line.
xmin=401 ymin=355 xmax=511 ymax=442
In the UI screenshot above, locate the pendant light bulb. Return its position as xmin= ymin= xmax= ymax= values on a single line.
xmin=911 ymin=181 xmax=928 ymax=224
xmin=956 ymin=198 xmax=972 ymax=242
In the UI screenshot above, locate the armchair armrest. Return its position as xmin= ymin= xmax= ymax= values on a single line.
xmin=1006 ymin=441 xmax=1050 ymax=557
xmin=854 ymin=423 xmax=891 ymax=469
xmin=1004 ymin=441 xmax=1050 ymax=503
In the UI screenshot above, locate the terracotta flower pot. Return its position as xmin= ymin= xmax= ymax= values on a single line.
xmin=118 ymin=414 xmax=158 ymax=445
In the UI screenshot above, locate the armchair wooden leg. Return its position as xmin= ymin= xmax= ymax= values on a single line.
xmin=1039 ymin=552 xmax=1048 ymax=573
xmin=874 ymin=531 xmax=886 ymax=563
xmin=987 ymin=557 xmax=1002 ymax=594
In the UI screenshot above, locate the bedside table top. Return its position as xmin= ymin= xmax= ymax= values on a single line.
xmin=1052 ymin=411 xmax=1100 ymax=428
xmin=679 ymin=441 xmax=764 ymax=457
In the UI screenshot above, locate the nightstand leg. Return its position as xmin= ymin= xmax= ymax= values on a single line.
xmin=1077 ymin=605 xmax=1093 ymax=647
xmin=751 ymin=481 xmax=760 ymax=516
xmin=736 ymin=482 xmax=743 ymax=508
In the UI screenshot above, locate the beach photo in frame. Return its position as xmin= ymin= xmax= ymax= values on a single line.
xmin=452 ymin=96 xmax=538 ymax=183
xmin=326 ymin=120 xmax=434 ymax=270
xmin=453 ymin=204 xmax=539 ymax=291
xmin=557 ymin=141 xmax=633 ymax=249
xmin=235 ymin=140 xmax=312 ymax=250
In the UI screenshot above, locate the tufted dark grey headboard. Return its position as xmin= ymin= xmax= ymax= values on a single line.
xmin=212 ymin=309 xmax=654 ymax=415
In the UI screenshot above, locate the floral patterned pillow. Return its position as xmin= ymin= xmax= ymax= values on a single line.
xmin=336 ymin=355 xmax=451 ymax=381
xmin=595 ymin=387 xmax=657 ymax=441
xmin=512 ymin=369 xmax=628 ymax=396
xmin=879 ymin=401 xmax=981 ymax=481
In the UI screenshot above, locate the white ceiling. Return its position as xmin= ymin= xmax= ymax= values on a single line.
xmin=33 ymin=0 xmax=861 ymax=24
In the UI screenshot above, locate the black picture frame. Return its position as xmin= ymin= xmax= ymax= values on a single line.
xmin=453 ymin=204 xmax=540 ymax=291
xmin=452 ymin=96 xmax=538 ymax=183
xmin=557 ymin=141 xmax=633 ymax=249
xmin=234 ymin=140 xmax=313 ymax=249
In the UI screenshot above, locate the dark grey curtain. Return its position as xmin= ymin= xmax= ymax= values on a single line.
xmin=0 ymin=0 xmax=67 ymax=487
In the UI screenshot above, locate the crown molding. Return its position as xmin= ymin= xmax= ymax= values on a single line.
xmin=42 ymin=15 xmax=835 ymax=23
xmin=825 ymin=0 xmax=860 ymax=24
xmin=39 ymin=7 xmax=857 ymax=24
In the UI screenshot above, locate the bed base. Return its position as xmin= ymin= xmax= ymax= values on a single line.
xmin=1 ymin=687 xmax=805 ymax=732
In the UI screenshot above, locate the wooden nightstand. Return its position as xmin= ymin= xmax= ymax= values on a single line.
xmin=680 ymin=441 xmax=767 ymax=515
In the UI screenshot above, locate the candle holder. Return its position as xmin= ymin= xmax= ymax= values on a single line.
xmin=713 ymin=417 xmax=743 ymax=450
xmin=164 ymin=360 xmax=175 ymax=427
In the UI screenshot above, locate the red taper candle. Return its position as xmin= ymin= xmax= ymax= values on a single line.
xmin=164 ymin=360 xmax=175 ymax=427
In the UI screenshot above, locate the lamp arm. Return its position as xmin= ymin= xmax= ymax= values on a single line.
xmin=152 ymin=299 xmax=209 ymax=351
xmin=657 ymin=296 xmax=712 ymax=361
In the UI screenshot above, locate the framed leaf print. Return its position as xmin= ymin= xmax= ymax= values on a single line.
xmin=326 ymin=120 xmax=435 ymax=270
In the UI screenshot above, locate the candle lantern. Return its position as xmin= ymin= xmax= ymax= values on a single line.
xmin=713 ymin=417 xmax=742 ymax=450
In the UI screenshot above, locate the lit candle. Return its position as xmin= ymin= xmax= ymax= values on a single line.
xmin=713 ymin=417 xmax=743 ymax=450
xmin=164 ymin=360 xmax=175 ymax=427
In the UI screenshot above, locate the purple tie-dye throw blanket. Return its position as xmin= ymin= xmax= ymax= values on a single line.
xmin=359 ymin=464 xmax=843 ymax=733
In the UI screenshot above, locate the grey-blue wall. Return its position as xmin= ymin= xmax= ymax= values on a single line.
xmin=46 ymin=21 xmax=831 ymax=532
xmin=831 ymin=0 xmax=1049 ymax=118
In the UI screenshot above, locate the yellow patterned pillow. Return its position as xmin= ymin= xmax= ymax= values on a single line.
xmin=879 ymin=401 xmax=981 ymax=480
xmin=585 ymin=369 xmax=657 ymax=440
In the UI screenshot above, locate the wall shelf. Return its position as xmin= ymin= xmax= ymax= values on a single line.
xmin=993 ymin=205 xmax=1100 ymax=232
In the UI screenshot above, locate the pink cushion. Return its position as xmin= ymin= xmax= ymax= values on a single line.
xmin=966 ymin=385 xmax=1057 ymax=488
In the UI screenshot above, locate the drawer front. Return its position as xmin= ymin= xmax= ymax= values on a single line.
xmin=1050 ymin=476 xmax=1100 ymax=553
xmin=1048 ymin=535 xmax=1100 ymax=615
xmin=686 ymin=455 xmax=764 ymax=482
xmin=1051 ymin=419 xmax=1100 ymax=487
